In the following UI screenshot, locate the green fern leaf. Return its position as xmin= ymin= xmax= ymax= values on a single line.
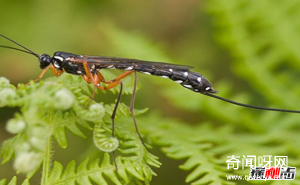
xmin=1 ymin=136 xmax=20 ymax=164
xmin=122 ymin=114 xmax=226 ymax=184
xmin=46 ymin=154 xmax=154 ymax=185
xmin=53 ymin=126 xmax=68 ymax=148
xmin=0 ymin=177 xmax=30 ymax=185
xmin=3 ymin=2 xmax=300 ymax=182
xmin=1 ymin=65 xmax=157 ymax=184
xmin=0 ymin=178 xmax=6 ymax=185
xmin=48 ymin=161 xmax=64 ymax=182
xmin=4 ymin=176 xmax=16 ymax=185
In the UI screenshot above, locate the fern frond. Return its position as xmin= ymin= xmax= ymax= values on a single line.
xmin=2 ymin=2 xmax=300 ymax=183
xmin=206 ymin=0 xmax=300 ymax=109
xmin=0 ymin=176 xmax=30 ymax=185
xmin=138 ymin=115 xmax=229 ymax=184
xmin=0 ymin=75 xmax=96 ymax=173
xmin=0 ymin=69 xmax=158 ymax=184
xmin=93 ymin=112 xmax=161 ymax=178
xmin=46 ymin=154 xmax=155 ymax=185
xmin=94 ymin=19 xmax=300 ymax=184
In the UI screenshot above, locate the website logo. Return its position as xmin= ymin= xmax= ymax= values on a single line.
xmin=226 ymin=155 xmax=296 ymax=181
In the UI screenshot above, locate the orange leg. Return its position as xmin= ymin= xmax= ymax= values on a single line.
xmin=95 ymin=71 xmax=107 ymax=83
xmin=81 ymin=63 xmax=142 ymax=171
xmin=98 ymin=71 xmax=133 ymax=90
xmin=50 ymin=65 xmax=64 ymax=77
xmin=82 ymin=62 xmax=92 ymax=79
xmin=25 ymin=65 xmax=63 ymax=85
xmin=81 ymin=62 xmax=134 ymax=91
xmin=81 ymin=62 xmax=99 ymax=99
xmin=82 ymin=62 xmax=100 ymax=85
xmin=82 ymin=74 xmax=92 ymax=84
xmin=92 ymin=72 xmax=103 ymax=86
xmin=32 ymin=66 xmax=50 ymax=82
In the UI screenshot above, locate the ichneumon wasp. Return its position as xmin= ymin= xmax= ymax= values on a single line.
xmin=1 ymin=33 xmax=300 ymax=171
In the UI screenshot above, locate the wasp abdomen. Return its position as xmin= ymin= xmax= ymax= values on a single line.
xmin=134 ymin=66 xmax=217 ymax=93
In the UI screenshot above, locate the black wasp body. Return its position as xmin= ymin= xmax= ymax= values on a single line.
xmin=1 ymin=33 xmax=299 ymax=113
xmin=40 ymin=51 xmax=218 ymax=94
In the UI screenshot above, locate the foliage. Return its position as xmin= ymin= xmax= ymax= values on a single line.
xmin=0 ymin=74 xmax=159 ymax=185
xmin=1 ymin=0 xmax=300 ymax=185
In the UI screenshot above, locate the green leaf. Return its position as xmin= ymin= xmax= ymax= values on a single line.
xmin=1 ymin=70 xmax=158 ymax=184
xmin=0 ymin=177 xmax=30 ymax=185
xmin=46 ymin=155 xmax=155 ymax=185
xmin=6 ymin=177 xmax=16 ymax=185
xmin=53 ymin=126 xmax=68 ymax=148
xmin=0 ymin=178 xmax=6 ymax=185
xmin=1 ymin=137 xmax=18 ymax=164
xmin=2 ymin=2 xmax=300 ymax=183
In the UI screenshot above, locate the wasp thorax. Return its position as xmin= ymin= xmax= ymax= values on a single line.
xmin=39 ymin=54 xmax=52 ymax=69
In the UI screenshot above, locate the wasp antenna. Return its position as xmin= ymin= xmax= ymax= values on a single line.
xmin=0 ymin=45 xmax=36 ymax=55
xmin=203 ymin=92 xmax=300 ymax=113
xmin=0 ymin=34 xmax=39 ymax=58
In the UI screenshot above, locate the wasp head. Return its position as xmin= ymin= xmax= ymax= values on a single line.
xmin=39 ymin=54 xmax=52 ymax=69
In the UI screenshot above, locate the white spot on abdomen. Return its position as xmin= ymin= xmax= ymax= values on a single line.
xmin=124 ymin=66 xmax=134 ymax=70
xmin=106 ymin=65 xmax=115 ymax=69
xmin=141 ymin=71 xmax=151 ymax=75
xmin=174 ymin=80 xmax=183 ymax=83
xmin=160 ymin=75 xmax=169 ymax=79
xmin=183 ymin=84 xmax=193 ymax=88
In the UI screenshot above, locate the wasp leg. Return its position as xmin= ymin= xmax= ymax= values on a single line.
xmin=105 ymin=71 xmax=150 ymax=151
xmin=94 ymin=71 xmax=133 ymax=172
xmin=129 ymin=72 xmax=150 ymax=152
xmin=111 ymin=81 xmax=123 ymax=172
xmin=82 ymin=74 xmax=92 ymax=84
xmin=50 ymin=65 xmax=64 ymax=77
xmin=33 ymin=65 xmax=51 ymax=82
xmin=81 ymin=73 xmax=96 ymax=105
xmin=25 ymin=65 xmax=63 ymax=86
xmin=81 ymin=62 xmax=125 ymax=98
xmin=94 ymin=70 xmax=109 ymax=84
xmin=81 ymin=67 xmax=148 ymax=171
xmin=82 ymin=62 xmax=99 ymax=99
xmin=101 ymin=72 xmax=150 ymax=167
xmin=82 ymin=62 xmax=93 ymax=79
xmin=97 ymin=71 xmax=133 ymax=90
xmin=81 ymin=62 xmax=122 ymax=171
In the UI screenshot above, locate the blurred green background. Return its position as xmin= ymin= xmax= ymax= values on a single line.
xmin=0 ymin=0 xmax=228 ymax=122
xmin=1 ymin=0 xmax=300 ymax=184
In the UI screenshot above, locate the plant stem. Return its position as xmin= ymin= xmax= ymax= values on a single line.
xmin=41 ymin=137 xmax=52 ymax=185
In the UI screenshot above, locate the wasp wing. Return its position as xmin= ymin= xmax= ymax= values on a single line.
xmin=74 ymin=55 xmax=194 ymax=71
